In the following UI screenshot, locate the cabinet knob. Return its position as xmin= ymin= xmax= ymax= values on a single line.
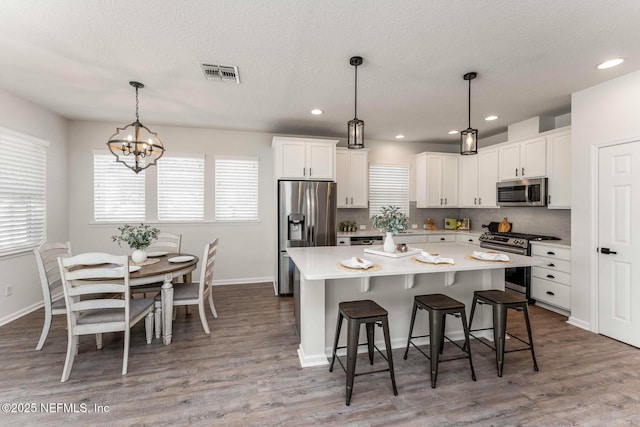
xmin=546 ymin=291 xmax=555 ymax=296
xmin=468 ymin=239 xmax=473 ymax=242
xmin=546 ymin=274 xmax=555 ymax=279
xmin=440 ymin=237 xmax=445 ymax=241
xmin=444 ymin=198 xmax=447 ymax=205
xmin=522 ymin=167 xmax=525 ymax=176
xmin=547 ymin=251 xmax=555 ymax=255
xmin=309 ymin=168 xmax=312 ymax=176
xmin=474 ymin=197 xmax=477 ymax=205
xmin=547 ymin=263 xmax=555 ymax=267
xmin=350 ymin=197 xmax=353 ymax=205
xmin=515 ymin=168 xmax=518 ymax=176
xmin=303 ymin=167 xmax=306 ymax=176
xmin=440 ymin=198 xmax=443 ymax=205
xmin=346 ymin=197 xmax=348 ymax=204
xmin=478 ymin=197 xmax=482 ymax=205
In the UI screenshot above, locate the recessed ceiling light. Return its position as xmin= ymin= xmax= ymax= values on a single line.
xmin=597 ymin=58 xmax=624 ymax=69
xmin=485 ymin=115 xmax=498 ymax=121
xmin=448 ymin=130 xmax=458 ymax=135
xmin=310 ymin=109 xmax=323 ymax=115
xmin=395 ymin=134 xmax=405 ymax=139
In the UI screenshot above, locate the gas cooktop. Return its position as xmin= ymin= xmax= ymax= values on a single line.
xmin=482 ymin=232 xmax=560 ymax=241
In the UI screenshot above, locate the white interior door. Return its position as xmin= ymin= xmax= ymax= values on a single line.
xmin=598 ymin=140 xmax=640 ymax=347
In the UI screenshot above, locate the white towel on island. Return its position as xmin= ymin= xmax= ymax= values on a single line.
xmin=472 ymin=251 xmax=511 ymax=262
xmin=341 ymin=257 xmax=374 ymax=269
xmin=419 ymin=251 xmax=455 ymax=265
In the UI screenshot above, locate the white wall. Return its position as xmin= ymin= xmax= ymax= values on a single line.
xmin=0 ymin=88 xmax=68 ymax=325
xmin=570 ymin=69 xmax=640 ymax=330
xmin=68 ymin=121 xmax=277 ymax=286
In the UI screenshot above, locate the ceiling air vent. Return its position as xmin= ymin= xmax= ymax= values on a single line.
xmin=199 ymin=63 xmax=240 ymax=83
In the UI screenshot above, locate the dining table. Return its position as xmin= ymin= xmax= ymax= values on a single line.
xmin=129 ymin=253 xmax=199 ymax=345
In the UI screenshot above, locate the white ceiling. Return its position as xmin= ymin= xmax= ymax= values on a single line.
xmin=0 ymin=0 xmax=639 ymax=144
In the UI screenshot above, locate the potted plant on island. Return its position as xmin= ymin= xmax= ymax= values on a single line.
xmin=370 ymin=205 xmax=408 ymax=253
xmin=112 ymin=223 xmax=160 ymax=264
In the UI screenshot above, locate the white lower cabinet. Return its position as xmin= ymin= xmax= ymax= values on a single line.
xmin=426 ymin=234 xmax=456 ymax=243
xmin=456 ymin=233 xmax=480 ymax=245
xmin=530 ymin=243 xmax=571 ymax=313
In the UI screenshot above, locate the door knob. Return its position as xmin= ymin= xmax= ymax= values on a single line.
xmin=600 ymin=247 xmax=617 ymax=255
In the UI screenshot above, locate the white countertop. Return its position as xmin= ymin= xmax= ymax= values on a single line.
xmin=287 ymin=242 xmax=544 ymax=280
xmin=530 ymin=239 xmax=571 ymax=248
xmin=337 ymin=229 xmax=484 ymax=238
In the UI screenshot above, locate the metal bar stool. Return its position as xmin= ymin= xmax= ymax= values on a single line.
xmin=403 ymin=293 xmax=476 ymax=388
xmin=468 ymin=289 xmax=539 ymax=377
xmin=329 ymin=299 xmax=398 ymax=406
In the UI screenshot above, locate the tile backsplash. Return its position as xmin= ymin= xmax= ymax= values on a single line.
xmin=338 ymin=203 xmax=571 ymax=241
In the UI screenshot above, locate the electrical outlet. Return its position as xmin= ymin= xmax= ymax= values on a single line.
xmin=5 ymin=284 xmax=13 ymax=297
xmin=359 ymin=224 xmax=366 ymax=230
xmin=411 ymin=224 xmax=418 ymax=229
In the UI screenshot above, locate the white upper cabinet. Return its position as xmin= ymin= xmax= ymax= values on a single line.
xmin=416 ymin=152 xmax=459 ymax=208
xmin=272 ymin=137 xmax=338 ymax=180
xmin=336 ymin=148 xmax=368 ymax=208
xmin=546 ymin=129 xmax=571 ymax=209
xmin=498 ymin=136 xmax=546 ymax=181
xmin=459 ymin=148 xmax=498 ymax=207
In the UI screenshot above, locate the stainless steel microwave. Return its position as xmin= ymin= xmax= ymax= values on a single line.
xmin=496 ymin=178 xmax=548 ymax=207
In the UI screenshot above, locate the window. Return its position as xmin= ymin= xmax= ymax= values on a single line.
xmin=0 ymin=127 xmax=48 ymax=256
xmin=93 ymin=152 xmax=145 ymax=222
xmin=369 ymin=164 xmax=410 ymax=217
xmin=215 ymin=156 xmax=259 ymax=221
xmin=157 ymin=155 xmax=205 ymax=221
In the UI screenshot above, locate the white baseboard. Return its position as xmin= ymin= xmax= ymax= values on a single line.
xmin=0 ymin=299 xmax=45 ymax=327
xmin=211 ymin=277 xmax=275 ymax=287
xmin=567 ymin=316 xmax=591 ymax=331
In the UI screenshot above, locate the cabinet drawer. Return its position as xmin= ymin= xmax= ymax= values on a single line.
xmin=427 ymin=235 xmax=456 ymax=243
xmin=395 ymin=235 xmax=428 ymax=244
xmin=532 ymin=266 xmax=570 ymax=285
xmin=537 ymin=258 xmax=571 ymax=273
xmin=457 ymin=234 xmax=480 ymax=245
xmin=531 ymin=278 xmax=570 ymax=310
xmin=337 ymin=238 xmax=351 ymax=246
xmin=531 ymin=244 xmax=570 ymax=260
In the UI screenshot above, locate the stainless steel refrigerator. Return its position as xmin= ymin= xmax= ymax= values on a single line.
xmin=278 ymin=180 xmax=336 ymax=294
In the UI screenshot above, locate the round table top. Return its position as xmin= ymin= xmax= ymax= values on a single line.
xmin=130 ymin=253 xmax=199 ymax=278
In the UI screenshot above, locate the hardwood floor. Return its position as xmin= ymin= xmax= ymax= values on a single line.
xmin=2 ymin=283 xmax=640 ymax=426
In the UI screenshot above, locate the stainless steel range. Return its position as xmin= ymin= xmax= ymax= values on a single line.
xmin=479 ymin=231 xmax=560 ymax=300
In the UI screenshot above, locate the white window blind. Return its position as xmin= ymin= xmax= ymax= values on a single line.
xmin=157 ymin=155 xmax=205 ymax=221
xmin=94 ymin=153 xmax=145 ymax=222
xmin=369 ymin=164 xmax=410 ymax=217
xmin=215 ymin=156 xmax=259 ymax=221
xmin=0 ymin=127 xmax=48 ymax=256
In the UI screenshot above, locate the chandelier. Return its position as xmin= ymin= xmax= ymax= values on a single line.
xmin=106 ymin=81 xmax=165 ymax=173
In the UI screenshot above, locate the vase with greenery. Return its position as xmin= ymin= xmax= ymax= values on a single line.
xmin=370 ymin=206 xmax=409 ymax=252
xmin=112 ymin=223 xmax=160 ymax=263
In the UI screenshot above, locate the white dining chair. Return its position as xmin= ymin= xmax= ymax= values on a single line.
xmin=155 ymin=238 xmax=219 ymax=335
xmin=147 ymin=232 xmax=182 ymax=254
xmin=33 ymin=242 xmax=72 ymax=350
xmin=58 ymin=252 xmax=154 ymax=382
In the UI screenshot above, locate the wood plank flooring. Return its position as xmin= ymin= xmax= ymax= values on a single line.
xmin=1 ymin=283 xmax=640 ymax=426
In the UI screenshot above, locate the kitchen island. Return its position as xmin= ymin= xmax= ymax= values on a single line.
xmin=287 ymin=242 xmax=545 ymax=368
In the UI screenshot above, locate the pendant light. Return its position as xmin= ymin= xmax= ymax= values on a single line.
xmin=460 ymin=72 xmax=478 ymax=155
xmin=347 ymin=56 xmax=364 ymax=149
xmin=106 ymin=81 xmax=165 ymax=173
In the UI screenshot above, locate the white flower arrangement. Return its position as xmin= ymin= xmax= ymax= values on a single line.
xmin=111 ymin=223 xmax=160 ymax=250
xmin=370 ymin=205 xmax=408 ymax=235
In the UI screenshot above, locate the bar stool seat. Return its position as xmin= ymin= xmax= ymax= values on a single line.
xmin=403 ymin=293 xmax=476 ymax=388
xmin=468 ymin=290 xmax=539 ymax=377
xmin=329 ymin=300 xmax=398 ymax=406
